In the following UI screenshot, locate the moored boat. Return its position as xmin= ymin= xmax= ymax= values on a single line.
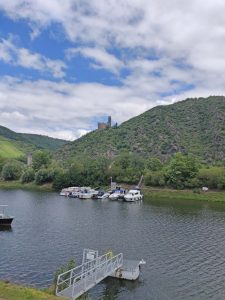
xmin=124 ymin=189 xmax=143 ymax=202
xmin=98 ymin=191 xmax=110 ymax=199
xmin=60 ymin=187 xmax=80 ymax=196
xmin=109 ymin=187 xmax=126 ymax=201
xmin=79 ymin=187 xmax=98 ymax=199
xmin=0 ymin=205 xmax=14 ymax=226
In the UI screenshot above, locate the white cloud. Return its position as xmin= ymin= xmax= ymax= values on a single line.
xmin=0 ymin=76 xmax=153 ymax=140
xmin=0 ymin=37 xmax=66 ymax=78
xmin=67 ymin=47 xmax=123 ymax=74
xmin=0 ymin=1 xmax=225 ymax=139
xmin=1 ymin=0 xmax=225 ymax=78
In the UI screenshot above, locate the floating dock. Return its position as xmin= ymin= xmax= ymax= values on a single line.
xmin=56 ymin=249 xmax=145 ymax=300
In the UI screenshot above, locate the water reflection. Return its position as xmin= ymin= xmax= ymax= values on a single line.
xmin=2 ymin=190 xmax=225 ymax=299
xmin=0 ymin=225 xmax=12 ymax=232
xmin=144 ymin=196 xmax=204 ymax=216
xmin=100 ymin=277 xmax=141 ymax=300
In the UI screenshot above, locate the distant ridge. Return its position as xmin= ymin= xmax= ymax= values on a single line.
xmin=57 ymin=96 xmax=225 ymax=163
xmin=0 ymin=125 xmax=67 ymax=158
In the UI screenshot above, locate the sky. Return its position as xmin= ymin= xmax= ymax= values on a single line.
xmin=0 ymin=0 xmax=224 ymax=140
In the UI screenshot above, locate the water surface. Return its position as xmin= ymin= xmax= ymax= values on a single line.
xmin=1 ymin=190 xmax=225 ymax=299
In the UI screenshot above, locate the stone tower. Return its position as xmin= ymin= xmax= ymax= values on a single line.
xmin=27 ymin=153 xmax=33 ymax=166
xmin=107 ymin=116 xmax=112 ymax=128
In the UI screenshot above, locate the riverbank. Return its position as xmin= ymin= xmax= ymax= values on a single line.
xmin=0 ymin=281 xmax=66 ymax=300
xmin=1 ymin=180 xmax=225 ymax=203
xmin=142 ymin=187 xmax=225 ymax=202
xmin=0 ymin=180 xmax=54 ymax=192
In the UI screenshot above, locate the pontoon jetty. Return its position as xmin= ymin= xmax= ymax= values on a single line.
xmin=56 ymin=249 xmax=145 ymax=300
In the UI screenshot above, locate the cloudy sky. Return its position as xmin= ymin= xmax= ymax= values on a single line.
xmin=0 ymin=0 xmax=224 ymax=140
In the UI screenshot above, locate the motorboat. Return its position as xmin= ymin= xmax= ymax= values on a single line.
xmin=79 ymin=187 xmax=98 ymax=199
xmin=124 ymin=189 xmax=143 ymax=202
xmin=0 ymin=205 xmax=14 ymax=226
xmin=109 ymin=187 xmax=126 ymax=201
xmin=79 ymin=192 xmax=93 ymax=199
xmin=98 ymin=191 xmax=110 ymax=199
xmin=68 ymin=191 xmax=80 ymax=198
xmin=60 ymin=187 xmax=79 ymax=196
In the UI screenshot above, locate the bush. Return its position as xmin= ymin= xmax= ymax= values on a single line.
xmin=32 ymin=150 xmax=50 ymax=171
xmin=35 ymin=169 xmax=53 ymax=185
xmin=53 ymin=259 xmax=75 ymax=293
xmin=184 ymin=177 xmax=201 ymax=188
xmin=146 ymin=157 xmax=163 ymax=171
xmin=197 ymin=167 xmax=225 ymax=189
xmin=165 ymin=153 xmax=200 ymax=188
xmin=1 ymin=161 xmax=23 ymax=181
xmin=52 ymin=169 xmax=71 ymax=190
xmin=21 ymin=168 xmax=35 ymax=183
xmin=145 ymin=171 xmax=165 ymax=186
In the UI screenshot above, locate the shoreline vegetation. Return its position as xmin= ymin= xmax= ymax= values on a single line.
xmin=1 ymin=179 xmax=225 ymax=203
xmin=0 ymin=180 xmax=54 ymax=192
xmin=0 ymin=280 xmax=66 ymax=300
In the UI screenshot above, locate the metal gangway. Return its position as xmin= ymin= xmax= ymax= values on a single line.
xmin=56 ymin=249 xmax=123 ymax=299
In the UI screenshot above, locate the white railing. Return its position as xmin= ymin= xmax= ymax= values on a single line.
xmin=56 ymin=252 xmax=123 ymax=299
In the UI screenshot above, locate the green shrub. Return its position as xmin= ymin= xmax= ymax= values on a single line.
xmin=52 ymin=169 xmax=71 ymax=190
xmin=21 ymin=167 xmax=35 ymax=183
xmin=32 ymin=150 xmax=51 ymax=171
xmin=35 ymin=168 xmax=52 ymax=185
xmin=197 ymin=167 xmax=225 ymax=189
xmin=1 ymin=161 xmax=23 ymax=180
xmin=53 ymin=259 xmax=75 ymax=293
xmin=145 ymin=171 xmax=165 ymax=186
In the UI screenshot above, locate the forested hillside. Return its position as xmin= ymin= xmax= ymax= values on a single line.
xmin=58 ymin=96 xmax=225 ymax=163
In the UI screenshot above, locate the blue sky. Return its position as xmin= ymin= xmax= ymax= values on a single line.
xmin=0 ymin=1 xmax=224 ymax=140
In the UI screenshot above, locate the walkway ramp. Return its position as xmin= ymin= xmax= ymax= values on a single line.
xmin=56 ymin=251 xmax=123 ymax=299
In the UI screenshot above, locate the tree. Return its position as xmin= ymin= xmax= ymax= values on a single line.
xmin=1 ymin=161 xmax=23 ymax=180
xmin=52 ymin=169 xmax=71 ymax=190
xmin=166 ymin=153 xmax=200 ymax=188
xmin=145 ymin=171 xmax=165 ymax=186
xmin=110 ymin=153 xmax=145 ymax=184
xmin=146 ymin=157 xmax=163 ymax=171
xmin=197 ymin=167 xmax=225 ymax=189
xmin=32 ymin=150 xmax=50 ymax=171
xmin=21 ymin=167 xmax=35 ymax=183
xmin=35 ymin=168 xmax=52 ymax=185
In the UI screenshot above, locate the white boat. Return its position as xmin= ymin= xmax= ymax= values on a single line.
xmin=109 ymin=188 xmax=126 ymax=201
xmin=79 ymin=187 xmax=97 ymax=199
xmin=98 ymin=192 xmax=110 ymax=199
xmin=79 ymin=192 xmax=93 ymax=199
xmin=124 ymin=189 xmax=143 ymax=202
xmin=60 ymin=187 xmax=79 ymax=196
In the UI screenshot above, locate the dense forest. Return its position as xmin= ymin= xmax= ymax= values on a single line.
xmin=57 ymin=96 xmax=225 ymax=163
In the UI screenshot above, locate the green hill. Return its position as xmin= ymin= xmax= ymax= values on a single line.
xmin=0 ymin=125 xmax=67 ymax=159
xmin=57 ymin=96 xmax=225 ymax=163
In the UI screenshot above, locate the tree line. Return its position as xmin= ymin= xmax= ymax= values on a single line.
xmin=1 ymin=150 xmax=225 ymax=190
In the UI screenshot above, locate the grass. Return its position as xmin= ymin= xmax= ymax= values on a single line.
xmin=0 ymin=138 xmax=24 ymax=158
xmin=0 ymin=281 xmax=66 ymax=300
xmin=143 ymin=187 xmax=225 ymax=203
xmin=1 ymin=180 xmax=225 ymax=203
xmin=0 ymin=180 xmax=54 ymax=192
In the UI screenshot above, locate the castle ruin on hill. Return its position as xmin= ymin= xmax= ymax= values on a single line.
xmin=98 ymin=116 xmax=112 ymax=130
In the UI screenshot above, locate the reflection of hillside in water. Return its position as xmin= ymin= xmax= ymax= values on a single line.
xmin=144 ymin=197 xmax=205 ymax=216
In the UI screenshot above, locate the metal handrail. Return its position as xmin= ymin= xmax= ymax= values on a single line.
xmin=72 ymin=253 xmax=123 ymax=298
xmin=56 ymin=252 xmax=123 ymax=295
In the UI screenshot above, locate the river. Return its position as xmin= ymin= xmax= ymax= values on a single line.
xmin=1 ymin=190 xmax=225 ymax=299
